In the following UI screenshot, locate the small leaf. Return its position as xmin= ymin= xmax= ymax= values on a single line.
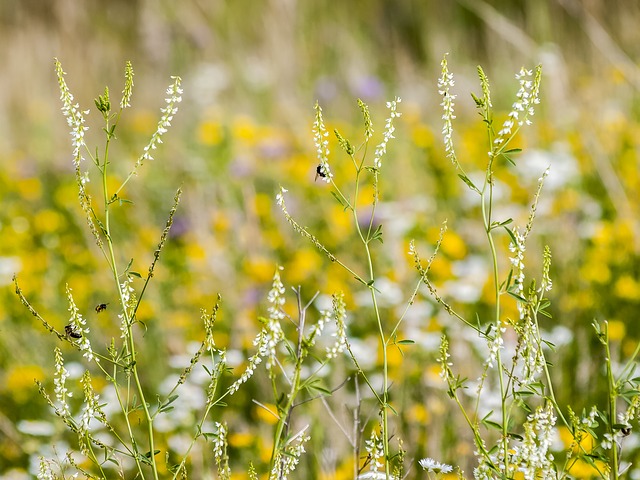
xmin=396 ymin=339 xmax=415 ymax=345
xmin=458 ymin=173 xmax=480 ymax=193
xmin=330 ymin=191 xmax=350 ymax=211
xmin=503 ymin=226 xmax=517 ymax=246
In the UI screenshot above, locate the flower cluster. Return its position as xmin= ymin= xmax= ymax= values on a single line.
xmin=419 ymin=457 xmax=453 ymax=474
xmin=326 ymin=292 xmax=347 ymax=359
xmin=120 ymin=60 xmax=134 ymax=109
xmin=117 ymin=276 xmax=137 ymax=339
xmin=53 ymin=347 xmax=72 ymax=417
xmin=66 ymin=285 xmax=96 ymax=362
xmin=494 ymin=65 xmax=542 ymax=147
xmin=137 ymin=75 xmax=183 ymax=166
xmin=212 ymin=422 xmax=230 ymax=479
xmin=228 ymin=269 xmax=286 ymax=394
xmin=364 ymin=430 xmax=385 ymax=473
xmin=270 ymin=428 xmax=310 ymax=480
xmin=438 ymin=54 xmax=457 ymax=164
xmin=509 ymin=227 xmax=526 ymax=317
xmin=55 ymin=59 xmax=89 ymax=169
xmin=313 ymin=101 xmax=332 ymax=182
xmin=373 ymin=96 xmax=401 ymax=169
xmin=511 ymin=403 xmax=556 ymax=479
xmin=79 ymin=372 xmax=104 ymax=455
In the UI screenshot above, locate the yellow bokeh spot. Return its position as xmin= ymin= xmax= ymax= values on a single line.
xmin=212 ymin=211 xmax=231 ymax=234
xmin=198 ymin=120 xmax=224 ymax=146
xmin=33 ymin=209 xmax=64 ymax=234
xmin=254 ymin=193 xmax=273 ymax=218
xmin=244 ymin=257 xmax=277 ymax=283
xmin=408 ymin=403 xmax=430 ymax=424
xmin=228 ymin=431 xmax=255 ymax=449
xmin=579 ymin=260 xmax=611 ymax=285
xmin=135 ymin=299 xmax=154 ymax=323
xmin=232 ymin=116 xmax=257 ymax=143
xmin=567 ymin=458 xmax=607 ymax=479
xmin=254 ymin=403 xmax=279 ymax=425
xmin=186 ymin=241 xmax=206 ymax=262
xmin=5 ymin=364 xmax=45 ymax=401
xmin=16 ymin=177 xmax=42 ymax=201
xmin=607 ymin=319 xmax=626 ymax=341
xmin=412 ymin=124 xmax=435 ymax=149
xmin=440 ymin=230 xmax=467 ymax=260
xmin=287 ymin=248 xmax=322 ymax=284
xmin=615 ymin=275 xmax=640 ymax=300
xmin=130 ymin=110 xmax=156 ymax=134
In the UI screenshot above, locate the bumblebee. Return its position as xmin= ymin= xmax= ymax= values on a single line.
xmin=315 ymin=164 xmax=327 ymax=181
xmin=65 ymin=324 xmax=82 ymax=339
xmin=95 ymin=303 xmax=108 ymax=313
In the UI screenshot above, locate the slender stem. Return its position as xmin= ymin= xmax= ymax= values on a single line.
xmin=100 ymin=112 xmax=158 ymax=479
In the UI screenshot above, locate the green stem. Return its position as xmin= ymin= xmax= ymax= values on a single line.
xmin=100 ymin=116 xmax=158 ymax=479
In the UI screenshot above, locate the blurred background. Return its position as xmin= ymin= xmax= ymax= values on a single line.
xmin=2 ymin=0 xmax=640 ymax=478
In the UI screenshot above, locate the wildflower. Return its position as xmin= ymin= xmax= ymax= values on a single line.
xmin=373 ymin=97 xmax=401 ymax=169
xmin=55 ymin=59 xmax=90 ymax=168
xmin=419 ymin=457 xmax=453 ymax=474
xmin=37 ymin=457 xmax=54 ymax=480
xmin=136 ymin=75 xmax=182 ymax=166
xmin=228 ymin=268 xmax=286 ymax=394
xmin=509 ymin=227 xmax=526 ymax=317
xmin=540 ymin=245 xmax=553 ymax=292
xmin=364 ymin=430 xmax=385 ymax=473
xmin=438 ymin=54 xmax=457 ymax=165
xmin=313 ymin=101 xmax=332 ymax=183
xmin=65 ymin=285 xmax=96 ymax=362
xmin=511 ymin=403 xmax=556 ymax=479
xmin=483 ymin=322 xmax=505 ymax=369
xmin=213 ymin=422 xmax=231 ymax=479
xmin=438 ymin=335 xmax=453 ymax=382
xmin=276 ymin=187 xmax=288 ymax=207
xmin=79 ymin=371 xmax=104 ymax=455
xmin=120 ymin=61 xmax=134 ymax=109
xmin=270 ymin=428 xmax=310 ymax=480
xmin=53 ymin=347 xmax=72 ymax=417
xmin=326 ymin=292 xmax=347 ymax=359
xmin=494 ymin=65 xmax=542 ymax=147
xmin=358 ymin=98 xmax=374 ymax=140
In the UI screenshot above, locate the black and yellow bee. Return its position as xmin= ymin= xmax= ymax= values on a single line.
xmin=65 ymin=324 xmax=82 ymax=339
xmin=95 ymin=303 xmax=108 ymax=313
xmin=315 ymin=164 xmax=327 ymax=182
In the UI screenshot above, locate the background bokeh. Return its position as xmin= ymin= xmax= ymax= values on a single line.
xmin=2 ymin=0 xmax=640 ymax=478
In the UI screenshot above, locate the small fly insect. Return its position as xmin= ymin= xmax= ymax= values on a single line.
xmin=315 ymin=164 xmax=327 ymax=182
xmin=65 ymin=324 xmax=82 ymax=339
xmin=95 ymin=303 xmax=108 ymax=313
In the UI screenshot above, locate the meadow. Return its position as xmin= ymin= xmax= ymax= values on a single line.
xmin=2 ymin=2 xmax=640 ymax=479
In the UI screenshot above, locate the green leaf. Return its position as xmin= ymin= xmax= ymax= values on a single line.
xmin=396 ymin=339 xmax=415 ymax=345
xmin=369 ymin=224 xmax=383 ymax=244
xmin=503 ymin=226 xmax=517 ymax=246
xmin=159 ymin=394 xmax=179 ymax=413
xmin=330 ymin=191 xmax=350 ymax=211
xmin=458 ymin=173 xmax=480 ymax=193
